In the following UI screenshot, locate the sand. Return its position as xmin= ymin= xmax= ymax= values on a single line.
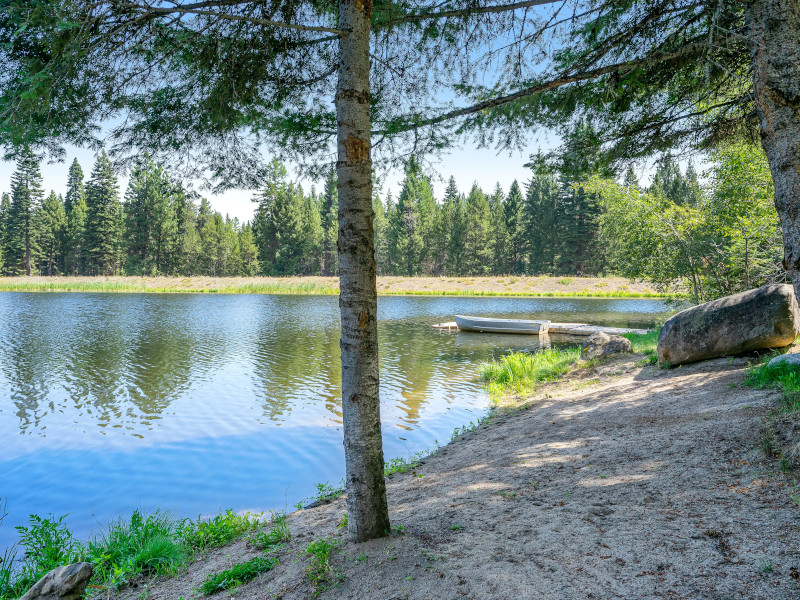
xmin=115 ymin=355 xmax=799 ymax=600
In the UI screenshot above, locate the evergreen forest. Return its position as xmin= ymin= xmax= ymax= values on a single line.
xmin=0 ymin=125 xmax=782 ymax=300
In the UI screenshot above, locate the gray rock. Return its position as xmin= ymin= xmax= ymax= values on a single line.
xmin=657 ymin=284 xmax=800 ymax=366
xmin=581 ymin=332 xmax=633 ymax=360
xmin=19 ymin=563 xmax=93 ymax=600
xmin=768 ymin=352 xmax=800 ymax=368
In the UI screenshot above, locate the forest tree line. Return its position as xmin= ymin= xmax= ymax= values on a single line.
xmin=0 ymin=123 xmax=783 ymax=300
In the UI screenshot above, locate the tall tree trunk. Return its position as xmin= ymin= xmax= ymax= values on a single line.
xmin=336 ymin=0 xmax=390 ymax=542
xmin=748 ymin=0 xmax=800 ymax=298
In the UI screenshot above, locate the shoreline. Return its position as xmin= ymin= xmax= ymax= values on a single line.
xmin=102 ymin=352 xmax=797 ymax=600
xmin=5 ymin=348 xmax=798 ymax=599
xmin=0 ymin=275 xmax=672 ymax=298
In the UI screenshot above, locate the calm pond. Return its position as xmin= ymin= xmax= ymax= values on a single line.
xmin=0 ymin=293 xmax=666 ymax=549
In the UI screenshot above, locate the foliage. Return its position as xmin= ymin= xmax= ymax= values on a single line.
xmin=587 ymin=143 xmax=783 ymax=303
xmin=622 ymin=330 xmax=660 ymax=355
xmin=249 ymin=514 xmax=290 ymax=551
xmin=304 ymin=537 xmax=340 ymax=593
xmin=0 ymin=508 xmax=277 ymax=599
xmin=12 ymin=515 xmax=83 ymax=594
xmin=178 ymin=510 xmax=262 ymax=554
xmin=745 ymin=360 xmax=800 ymax=413
xmin=199 ymin=554 xmax=279 ymax=595
xmin=479 ymin=346 xmax=582 ymax=397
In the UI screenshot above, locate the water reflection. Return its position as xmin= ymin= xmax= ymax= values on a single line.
xmin=0 ymin=292 xmax=666 ymax=547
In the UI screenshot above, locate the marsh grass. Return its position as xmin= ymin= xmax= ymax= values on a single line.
xmin=0 ymin=278 xmax=670 ymax=298
xmin=179 ymin=509 xmax=262 ymax=554
xmin=479 ymin=347 xmax=582 ymax=397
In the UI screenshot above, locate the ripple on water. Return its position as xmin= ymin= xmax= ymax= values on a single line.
xmin=0 ymin=292 xmax=666 ymax=548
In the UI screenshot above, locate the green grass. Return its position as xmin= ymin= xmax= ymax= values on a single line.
xmin=745 ymin=357 xmax=800 ymax=470
xmin=745 ymin=359 xmax=800 ymax=413
xmin=305 ymin=537 xmax=340 ymax=594
xmin=199 ymin=555 xmax=279 ymax=595
xmin=0 ymin=280 xmax=337 ymax=295
xmin=0 ymin=508 xmax=268 ymax=599
xmin=178 ymin=509 xmax=262 ymax=554
xmin=479 ymin=346 xmax=582 ymax=397
xmin=249 ymin=514 xmax=290 ymax=551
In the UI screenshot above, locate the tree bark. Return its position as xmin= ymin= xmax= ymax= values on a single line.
xmin=748 ymin=0 xmax=800 ymax=298
xmin=336 ymin=0 xmax=390 ymax=542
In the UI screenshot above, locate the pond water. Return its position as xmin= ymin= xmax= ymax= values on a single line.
xmin=0 ymin=293 xmax=666 ymax=549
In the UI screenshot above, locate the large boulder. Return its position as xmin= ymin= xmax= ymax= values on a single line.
xmin=657 ymin=284 xmax=800 ymax=366
xmin=581 ymin=332 xmax=633 ymax=360
xmin=19 ymin=563 xmax=93 ymax=600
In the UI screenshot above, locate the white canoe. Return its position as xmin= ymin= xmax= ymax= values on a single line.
xmin=454 ymin=315 xmax=551 ymax=335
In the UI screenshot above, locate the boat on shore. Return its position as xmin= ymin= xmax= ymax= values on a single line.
xmin=454 ymin=315 xmax=551 ymax=335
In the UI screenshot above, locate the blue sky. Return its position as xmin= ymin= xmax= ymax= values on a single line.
xmin=0 ymin=138 xmax=565 ymax=223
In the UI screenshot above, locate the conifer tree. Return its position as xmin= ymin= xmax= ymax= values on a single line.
xmin=320 ymin=168 xmax=339 ymax=276
xmin=504 ymin=181 xmax=524 ymax=274
xmin=489 ymin=184 xmax=508 ymax=274
xmin=239 ymin=223 xmax=259 ymax=276
xmin=85 ymin=151 xmax=122 ymax=275
xmin=0 ymin=192 xmax=9 ymax=273
xmin=462 ymin=183 xmax=491 ymax=275
xmin=522 ymin=152 xmax=560 ymax=274
xmin=39 ymin=191 xmax=66 ymax=275
xmin=64 ymin=158 xmax=87 ymax=275
xmin=5 ymin=147 xmax=44 ymax=276
xmin=124 ymin=156 xmax=178 ymax=274
xmin=301 ymin=191 xmax=323 ymax=274
xmin=171 ymin=190 xmax=200 ymax=275
xmin=388 ymin=158 xmax=435 ymax=276
xmin=623 ymin=166 xmax=640 ymax=191
xmin=555 ymin=121 xmax=608 ymax=275
xmin=445 ymin=182 xmax=466 ymax=276
xmin=373 ymin=191 xmax=389 ymax=275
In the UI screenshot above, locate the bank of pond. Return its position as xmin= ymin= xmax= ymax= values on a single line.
xmin=0 ymin=293 xmax=667 ymax=593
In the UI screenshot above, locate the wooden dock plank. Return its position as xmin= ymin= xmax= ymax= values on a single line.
xmin=433 ymin=321 xmax=649 ymax=336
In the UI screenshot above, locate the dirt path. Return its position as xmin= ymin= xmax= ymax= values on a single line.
xmin=123 ymin=357 xmax=799 ymax=600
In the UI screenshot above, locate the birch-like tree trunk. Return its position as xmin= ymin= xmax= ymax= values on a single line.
xmin=748 ymin=0 xmax=800 ymax=298
xmin=336 ymin=0 xmax=391 ymax=542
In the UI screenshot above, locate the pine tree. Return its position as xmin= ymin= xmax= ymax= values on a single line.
xmin=444 ymin=182 xmax=466 ymax=276
xmin=123 ymin=156 xmax=178 ymax=274
xmin=0 ymin=192 xmax=10 ymax=273
xmin=373 ymin=191 xmax=389 ymax=275
xmin=489 ymin=188 xmax=507 ymax=275
xmin=522 ymin=152 xmax=560 ymax=274
xmin=387 ymin=157 xmax=435 ymax=276
xmin=85 ymin=151 xmax=122 ymax=275
xmin=504 ymin=181 xmax=524 ymax=274
xmin=239 ymin=223 xmax=259 ymax=275
xmin=39 ymin=191 xmax=66 ymax=275
xmin=555 ymin=121 xmax=608 ymax=275
xmin=301 ymin=191 xmax=323 ymax=274
xmin=320 ymin=167 xmax=338 ymax=276
xmin=171 ymin=190 xmax=200 ymax=275
xmin=623 ymin=166 xmax=640 ymax=191
xmin=5 ymin=147 xmax=44 ymax=276
xmin=462 ymin=183 xmax=491 ymax=275
xmin=63 ymin=158 xmax=87 ymax=275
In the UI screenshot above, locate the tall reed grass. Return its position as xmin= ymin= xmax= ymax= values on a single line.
xmin=479 ymin=346 xmax=582 ymax=397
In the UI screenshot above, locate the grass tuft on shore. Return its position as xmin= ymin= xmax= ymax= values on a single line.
xmin=479 ymin=347 xmax=582 ymax=397
xmin=0 ymin=508 xmax=267 ymax=599
xmin=745 ymin=356 xmax=800 ymax=471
